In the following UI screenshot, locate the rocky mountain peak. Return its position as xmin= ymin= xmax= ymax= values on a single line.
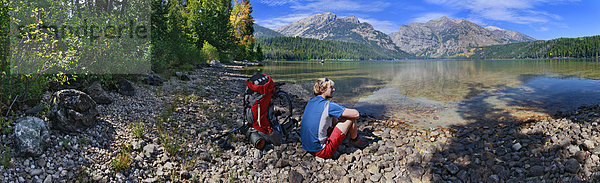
xmin=275 ymin=12 xmax=402 ymax=52
xmin=390 ymin=16 xmax=536 ymax=57
xmin=485 ymin=26 xmax=505 ymax=31
xmin=341 ymin=16 xmax=360 ymax=24
xmin=429 ymin=16 xmax=464 ymax=24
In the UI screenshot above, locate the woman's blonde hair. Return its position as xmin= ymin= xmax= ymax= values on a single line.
xmin=313 ymin=78 xmax=335 ymax=96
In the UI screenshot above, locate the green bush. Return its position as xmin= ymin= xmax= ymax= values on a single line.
xmin=202 ymin=41 xmax=219 ymax=62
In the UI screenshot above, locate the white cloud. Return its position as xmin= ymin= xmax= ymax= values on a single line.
xmin=357 ymin=18 xmax=399 ymax=34
xmin=411 ymin=13 xmax=451 ymax=23
xmin=290 ymin=0 xmax=391 ymax=13
xmin=255 ymin=13 xmax=313 ymax=29
xmin=424 ymin=0 xmax=578 ymax=24
xmin=258 ymin=0 xmax=298 ymax=6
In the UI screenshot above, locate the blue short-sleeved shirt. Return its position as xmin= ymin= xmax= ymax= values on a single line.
xmin=300 ymin=96 xmax=346 ymax=152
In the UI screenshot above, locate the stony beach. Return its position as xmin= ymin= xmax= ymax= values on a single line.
xmin=1 ymin=63 xmax=600 ymax=183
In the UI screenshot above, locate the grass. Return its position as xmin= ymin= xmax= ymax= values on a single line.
xmin=0 ymin=118 xmax=12 ymax=136
xmin=1 ymin=145 xmax=11 ymax=167
xmin=60 ymin=138 xmax=71 ymax=149
xmin=160 ymin=133 xmax=181 ymax=156
xmin=111 ymin=149 xmax=131 ymax=172
xmin=157 ymin=103 xmax=176 ymax=133
xmin=130 ymin=120 xmax=144 ymax=139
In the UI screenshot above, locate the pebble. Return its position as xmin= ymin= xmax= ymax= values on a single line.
xmin=583 ymin=140 xmax=595 ymax=150
xmin=512 ymin=143 xmax=522 ymax=151
xmin=445 ymin=163 xmax=459 ymax=175
xmin=529 ymin=166 xmax=544 ymax=177
xmin=370 ymin=173 xmax=382 ymax=182
xmin=2 ymin=63 xmax=600 ymax=183
xmin=565 ymin=159 xmax=580 ymax=173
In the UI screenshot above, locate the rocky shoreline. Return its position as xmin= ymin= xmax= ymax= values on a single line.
xmin=1 ymin=63 xmax=600 ymax=182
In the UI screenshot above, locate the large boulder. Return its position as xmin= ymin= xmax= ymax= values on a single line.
xmin=118 ymin=78 xmax=136 ymax=96
xmin=141 ymin=73 xmax=164 ymax=86
xmin=175 ymin=72 xmax=191 ymax=81
xmin=14 ymin=117 xmax=50 ymax=157
xmin=48 ymin=89 xmax=98 ymax=132
xmin=84 ymin=81 xmax=113 ymax=104
xmin=210 ymin=60 xmax=223 ymax=68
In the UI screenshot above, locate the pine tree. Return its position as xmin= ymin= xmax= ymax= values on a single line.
xmin=256 ymin=44 xmax=265 ymax=61
xmin=196 ymin=0 xmax=233 ymax=51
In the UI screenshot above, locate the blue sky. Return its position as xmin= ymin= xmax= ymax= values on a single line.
xmin=250 ymin=0 xmax=600 ymax=40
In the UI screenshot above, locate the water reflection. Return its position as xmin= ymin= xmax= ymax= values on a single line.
xmin=247 ymin=59 xmax=600 ymax=128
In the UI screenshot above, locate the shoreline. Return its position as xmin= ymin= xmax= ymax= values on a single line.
xmin=0 ymin=63 xmax=599 ymax=182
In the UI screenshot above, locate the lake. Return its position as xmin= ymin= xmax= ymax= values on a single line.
xmin=245 ymin=59 xmax=600 ymax=129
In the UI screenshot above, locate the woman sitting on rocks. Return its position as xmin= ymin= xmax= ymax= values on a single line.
xmin=300 ymin=78 xmax=368 ymax=159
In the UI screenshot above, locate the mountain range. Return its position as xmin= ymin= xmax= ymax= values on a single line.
xmin=254 ymin=13 xmax=536 ymax=58
xmin=390 ymin=16 xmax=535 ymax=57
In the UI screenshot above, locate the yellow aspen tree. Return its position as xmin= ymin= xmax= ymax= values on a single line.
xmin=230 ymin=0 xmax=255 ymax=46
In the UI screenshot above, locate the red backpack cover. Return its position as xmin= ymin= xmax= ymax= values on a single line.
xmin=246 ymin=73 xmax=275 ymax=134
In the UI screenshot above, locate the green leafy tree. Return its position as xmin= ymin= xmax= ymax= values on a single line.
xmin=199 ymin=0 xmax=233 ymax=52
xmin=202 ymin=41 xmax=218 ymax=61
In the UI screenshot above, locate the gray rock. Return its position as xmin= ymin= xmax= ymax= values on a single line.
xmin=445 ymin=163 xmax=459 ymax=175
xmin=370 ymin=173 xmax=382 ymax=182
xmin=143 ymin=144 xmax=157 ymax=157
xmin=48 ymin=89 xmax=98 ymax=132
xmin=275 ymin=159 xmax=289 ymax=168
xmin=25 ymin=104 xmax=46 ymax=115
xmin=528 ymin=165 xmax=544 ymax=177
xmin=289 ymin=170 xmax=304 ymax=183
xmin=30 ymin=169 xmax=42 ymax=176
xmin=117 ymin=78 xmax=136 ymax=96
xmin=13 ymin=117 xmax=50 ymax=157
xmin=568 ymin=145 xmax=580 ymax=154
xmin=132 ymin=140 xmax=143 ymax=151
xmin=489 ymin=174 xmax=499 ymax=182
xmin=252 ymin=159 xmax=266 ymax=170
xmin=583 ymin=140 xmax=595 ymax=151
xmin=175 ymin=72 xmax=191 ymax=81
xmin=367 ymin=164 xmax=380 ymax=174
xmin=575 ymin=151 xmax=590 ymax=163
xmin=141 ymin=74 xmax=164 ymax=86
xmin=565 ymin=158 xmax=580 ymax=173
xmin=84 ymin=82 xmax=113 ymax=104
xmin=457 ymin=170 xmax=468 ymax=181
xmin=43 ymin=175 xmax=52 ymax=183
xmin=512 ymin=143 xmax=522 ymax=151
xmin=210 ymin=60 xmax=223 ymax=68
xmin=142 ymin=177 xmax=157 ymax=183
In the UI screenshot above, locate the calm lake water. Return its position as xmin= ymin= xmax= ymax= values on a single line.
xmin=245 ymin=59 xmax=600 ymax=129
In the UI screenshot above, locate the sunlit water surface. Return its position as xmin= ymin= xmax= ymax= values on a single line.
xmin=246 ymin=59 xmax=600 ymax=129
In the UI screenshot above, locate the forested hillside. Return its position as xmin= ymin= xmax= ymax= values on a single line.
xmin=463 ymin=35 xmax=600 ymax=59
xmin=257 ymin=37 xmax=412 ymax=60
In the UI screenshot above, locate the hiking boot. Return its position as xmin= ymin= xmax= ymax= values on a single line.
xmin=349 ymin=136 xmax=368 ymax=149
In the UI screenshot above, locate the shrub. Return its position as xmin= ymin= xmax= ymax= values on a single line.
xmin=0 ymin=145 xmax=11 ymax=167
xmin=202 ymin=41 xmax=219 ymax=62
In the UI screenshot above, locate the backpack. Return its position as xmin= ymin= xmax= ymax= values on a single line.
xmin=244 ymin=73 xmax=276 ymax=134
